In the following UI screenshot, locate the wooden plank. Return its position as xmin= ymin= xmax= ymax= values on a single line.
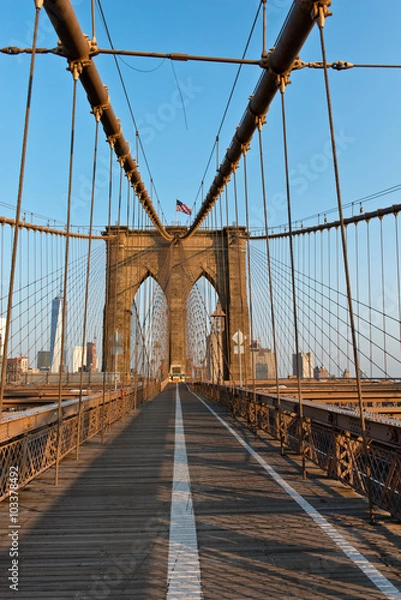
xmin=180 ymin=385 xmax=401 ymax=599
xmin=0 ymin=384 xmax=400 ymax=599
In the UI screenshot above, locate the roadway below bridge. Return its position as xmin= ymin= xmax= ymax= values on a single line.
xmin=0 ymin=383 xmax=401 ymax=599
xmin=3 ymin=379 xmax=401 ymax=416
xmin=254 ymin=379 xmax=401 ymax=418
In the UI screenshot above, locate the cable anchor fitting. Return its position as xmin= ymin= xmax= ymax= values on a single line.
xmin=332 ymin=60 xmax=354 ymax=70
xmin=259 ymin=47 xmax=275 ymax=70
xmin=241 ymin=142 xmax=251 ymax=156
xmin=277 ymin=72 xmax=291 ymax=94
xmin=125 ymin=169 xmax=136 ymax=182
xmin=312 ymin=1 xmax=332 ymax=28
xmin=256 ymin=115 xmax=267 ymax=132
xmin=231 ymin=160 xmax=240 ymax=174
xmin=291 ymin=57 xmax=307 ymax=71
xmin=67 ymin=58 xmax=90 ymax=81
xmin=89 ymin=38 xmax=99 ymax=57
xmin=118 ymin=154 xmax=129 ymax=168
xmin=92 ymin=97 xmax=109 ymax=122
xmin=107 ymin=126 xmax=122 ymax=149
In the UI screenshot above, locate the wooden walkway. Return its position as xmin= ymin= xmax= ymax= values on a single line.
xmin=1 ymin=383 xmax=401 ymax=599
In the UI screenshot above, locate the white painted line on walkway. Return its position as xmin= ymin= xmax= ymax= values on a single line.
xmin=190 ymin=387 xmax=401 ymax=600
xmin=166 ymin=384 xmax=203 ymax=599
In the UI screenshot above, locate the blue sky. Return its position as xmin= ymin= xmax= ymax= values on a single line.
xmin=1 ymin=0 xmax=401 ymax=232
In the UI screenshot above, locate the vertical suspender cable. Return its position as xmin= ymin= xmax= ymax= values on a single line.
xmin=320 ymin=231 xmax=324 ymax=363
xmin=76 ymin=117 xmax=99 ymax=459
xmin=0 ymin=1 xmax=43 ymax=417
xmin=27 ymin=227 xmax=31 ymax=370
xmin=132 ymin=189 xmax=140 ymax=408
xmin=129 ymin=188 xmax=138 ymax=408
xmin=395 ymin=214 xmax=401 ymax=355
xmin=55 ymin=72 xmax=78 ymax=485
xmin=223 ymin=184 xmax=233 ymax=387
xmin=279 ymin=80 xmax=306 ymax=478
xmin=91 ymin=0 xmax=97 ymax=43
xmin=379 ymin=217 xmax=387 ymax=375
xmin=308 ymin=233 xmax=311 ymax=352
xmin=218 ymin=191 xmax=227 ymax=382
xmin=355 ymin=223 xmax=360 ymax=352
xmin=233 ymin=169 xmax=247 ymax=387
xmin=242 ymin=148 xmax=257 ymax=411
xmin=257 ymin=122 xmax=284 ymax=454
xmin=327 ymin=227 xmax=332 ymax=373
xmin=366 ymin=220 xmax=373 ymax=378
xmin=123 ymin=175 xmax=132 ymax=399
xmin=19 ymin=230 xmax=22 ymax=355
xmin=102 ymin=142 xmax=114 ymax=443
xmin=262 ymin=0 xmax=267 ymax=58
xmin=316 ymin=5 xmax=374 ymax=521
xmin=117 ymin=166 xmax=123 ymax=227
xmin=336 ymin=226 xmax=340 ymax=375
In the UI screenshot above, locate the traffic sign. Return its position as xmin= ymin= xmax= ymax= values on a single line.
xmin=232 ymin=330 xmax=246 ymax=345
xmin=234 ymin=345 xmax=245 ymax=355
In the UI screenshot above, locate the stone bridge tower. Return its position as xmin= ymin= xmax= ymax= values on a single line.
xmin=103 ymin=225 xmax=251 ymax=383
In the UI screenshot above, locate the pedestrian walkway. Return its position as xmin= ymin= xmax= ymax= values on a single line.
xmin=0 ymin=384 xmax=401 ymax=599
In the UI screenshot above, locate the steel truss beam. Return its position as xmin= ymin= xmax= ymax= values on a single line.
xmin=184 ymin=0 xmax=322 ymax=238
xmin=43 ymin=0 xmax=173 ymax=241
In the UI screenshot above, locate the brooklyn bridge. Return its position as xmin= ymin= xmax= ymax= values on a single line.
xmin=0 ymin=0 xmax=401 ymax=598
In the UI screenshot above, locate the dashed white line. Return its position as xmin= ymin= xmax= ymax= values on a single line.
xmin=189 ymin=387 xmax=401 ymax=600
xmin=166 ymin=384 xmax=203 ymax=599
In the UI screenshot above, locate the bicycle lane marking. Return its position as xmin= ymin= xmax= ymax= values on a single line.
xmin=166 ymin=384 xmax=203 ymax=599
xmin=189 ymin=387 xmax=401 ymax=600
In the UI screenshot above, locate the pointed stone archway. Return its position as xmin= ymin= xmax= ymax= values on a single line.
xmin=103 ymin=225 xmax=251 ymax=383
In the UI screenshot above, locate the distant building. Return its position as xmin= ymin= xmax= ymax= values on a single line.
xmin=73 ymin=346 xmax=84 ymax=373
xmin=293 ymin=352 xmax=314 ymax=379
xmin=50 ymin=296 xmax=64 ymax=373
xmin=251 ymin=340 xmax=276 ymax=380
xmin=314 ymin=365 xmax=330 ymax=380
xmin=7 ymin=356 xmax=29 ymax=383
xmin=37 ymin=350 xmax=50 ymax=371
xmin=86 ymin=340 xmax=98 ymax=372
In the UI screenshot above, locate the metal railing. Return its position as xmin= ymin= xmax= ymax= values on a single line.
xmin=193 ymin=382 xmax=401 ymax=520
xmin=0 ymin=382 xmax=159 ymax=502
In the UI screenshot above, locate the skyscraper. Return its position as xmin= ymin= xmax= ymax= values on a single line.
xmin=293 ymin=352 xmax=314 ymax=379
xmin=50 ymin=296 xmax=63 ymax=373
xmin=86 ymin=340 xmax=98 ymax=372
xmin=73 ymin=346 xmax=84 ymax=373
xmin=37 ymin=350 xmax=50 ymax=370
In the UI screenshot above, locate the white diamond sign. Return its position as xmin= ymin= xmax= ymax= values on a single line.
xmin=232 ymin=330 xmax=245 ymax=345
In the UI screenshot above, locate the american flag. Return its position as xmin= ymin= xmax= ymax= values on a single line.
xmin=176 ymin=199 xmax=192 ymax=215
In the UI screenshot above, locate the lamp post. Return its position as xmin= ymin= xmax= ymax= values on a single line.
xmin=211 ymin=303 xmax=226 ymax=384
xmin=154 ymin=341 xmax=161 ymax=386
